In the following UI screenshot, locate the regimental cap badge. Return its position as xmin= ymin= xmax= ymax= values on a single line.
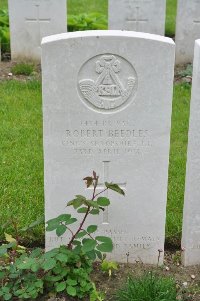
xmin=78 ymin=54 xmax=138 ymax=113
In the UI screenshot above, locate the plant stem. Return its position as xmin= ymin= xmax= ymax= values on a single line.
xmin=67 ymin=206 xmax=90 ymax=249
xmin=67 ymin=176 xmax=105 ymax=249
xmin=94 ymin=188 xmax=108 ymax=198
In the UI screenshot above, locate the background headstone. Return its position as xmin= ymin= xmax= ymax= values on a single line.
xmin=175 ymin=0 xmax=200 ymax=64
xmin=109 ymin=0 xmax=166 ymax=35
xmin=182 ymin=40 xmax=200 ymax=266
xmin=8 ymin=0 xmax=67 ymax=61
xmin=42 ymin=30 xmax=175 ymax=264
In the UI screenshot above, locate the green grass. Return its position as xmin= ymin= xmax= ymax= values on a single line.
xmin=165 ymin=0 xmax=177 ymax=37
xmin=0 ymin=80 xmax=44 ymax=243
xmin=0 ymin=80 xmax=191 ymax=246
xmin=166 ymin=83 xmax=191 ymax=246
xmin=68 ymin=0 xmax=107 ymax=15
xmin=11 ymin=63 xmax=34 ymax=76
xmin=115 ymin=273 xmax=177 ymax=301
xmin=0 ymin=0 xmax=7 ymax=10
xmin=0 ymin=0 xmax=177 ymax=36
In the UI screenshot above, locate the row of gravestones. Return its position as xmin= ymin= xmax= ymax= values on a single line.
xmin=42 ymin=30 xmax=200 ymax=267
xmin=5 ymin=0 xmax=200 ymax=64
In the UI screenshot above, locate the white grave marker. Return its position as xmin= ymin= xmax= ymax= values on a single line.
xmin=182 ymin=40 xmax=200 ymax=266
xmin=109 ymin=0 xmax=166 ymax=35
xmin=42 ymin=31 xmax=175 ymax=264
xmin=175 ymin=0 xmax=200 ymax=64
xmin=8 ymin=0 xmax=67 ymax=60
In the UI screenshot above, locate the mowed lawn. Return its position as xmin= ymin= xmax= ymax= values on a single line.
xmin=0 ymin=79 xmax=191 ymax=245
xmin=0 ymin=0 xmax=177 ymax=36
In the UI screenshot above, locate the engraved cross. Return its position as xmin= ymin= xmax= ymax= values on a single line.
xmin=25 ymin=4 xmax=51 ymax=45
xmin=88 ymin=161 xmax=126 ymax=224
xmin=126 ymin=6 xmax=148 ymax=31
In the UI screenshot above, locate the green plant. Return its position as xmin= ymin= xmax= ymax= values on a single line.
xmin=47 ymin=171 xmax=124 ymax=256
xmin=68 ymin=13 xmax=107 ymax=31
xmin=177 ymin=64 xmax=193 ymax=78
xmin=90 ymin=283 xmax=105 ymax=301
xmin=0 ymin=9 xmax=9 ymax=53
xmin=101 ymin=260 xmax=118 ymax=277
xmin=115 ymin=272 xmax=178 ymax=301
xmin=45 ymin=171 xmax=124 ymax=298
xmin=0 ymin=172 xmax=125 ymax=300
xmin=11 ymin=63 xmax=35 ymax=76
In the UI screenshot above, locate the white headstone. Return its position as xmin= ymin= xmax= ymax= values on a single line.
xmin=42 ymin=30 xmax=175 ymax=264
xmin=109 ymin=0 xmax=166 ymax=35
xmin=8 ymin=0 xmax=67 ymax=61
xmin=182 ymin=40 xmax=200 ymax=266
xmin=175 ymin=0 xmax=200 ymax=64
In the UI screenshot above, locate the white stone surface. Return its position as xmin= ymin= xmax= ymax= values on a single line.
xmin=175 ymin=0 xmax=200 ymax=64
xmin=42 ymin=30 xmax=175 ymax=264
xmin=182 ymin=40 xmax=200 ymax=266
xmin=8 ymin=0 xmax=67 ymax=61
xmin=109 ymin=0 xmax=166 ymax=35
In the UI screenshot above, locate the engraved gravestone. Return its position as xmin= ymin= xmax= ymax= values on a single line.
xmin=182 ymin=40 xmax=200 ymax=266
xmin=42 ymin=31 xmax=175 ymax=264
xmin=8 ymin=0 xmax=67 ymax=60
xmin=175 ymin=0 xmax=200 ymax=64
xmin=109 ymin=0 xmax=166 ymax=35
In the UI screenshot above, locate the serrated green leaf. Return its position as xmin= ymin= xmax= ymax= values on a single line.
xmin=67 ymin=195 xmax=86 ymax=209
xmin=66 ymin=278 xmax=77 ymax=286
xmin=31 ymin=263 xmax=40 ymax=272
xmin=97 ymin=197 xmax=110 ymax=206
xmin=65 ymin=217 xmax=77 ymax=225
xmin=35 ymin=280 xmax=43 ymax=288
xmin=58 ymin=214 xmax=71 ymax=222
xmin=56 ymin=224 xmax=67 ymax=237
xmin=56 ymin=253 xmax=68 ymax=263
xmin=4 ymin=293 xmax=12 ymax=301
xmin=67 ymin=285 xmax=76 ymax=297
xmin=84 ymin=200 xmax=99 ymax=208
xmin=46 ymin=218 xmax=59 ymax=231
xmin=44 ymin=248 xmax=59 ymax=259
xmin=97 ymin=242 xmax=113 ymax=253
xmin=82 ymin=239 xmax=97 ymax=252
xmin=72 ymin=240 xmax=81 ymax=246
xmin=77 ymin=207 xmax=88 ymax=213
xmin=105 ymin=182 xmax=125 ymax=195
xmin=86 ymin=250 xmax=96 ymax=260
xmin=43 ymin=258 xmax=56 ymax=271
xmin=95 ymin=236 xmax=112 ymax=243
xmin=87 ymin=225 xmax=98 ymax=233
xmin=30 ymin=248 xmax=43 ymax=258
xmin=75 ymin=230 xmax=87 ymax=239
xmin=56 ymin=281 xmax=66 ymax=292
xmin=90 ymin=209 xmax=100 ymax=215
xmin=0 ymin=272 xmax=6 ymax=280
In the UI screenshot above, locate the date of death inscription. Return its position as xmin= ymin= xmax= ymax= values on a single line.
xmin=62 ymin=120 xmax=152 ymax=156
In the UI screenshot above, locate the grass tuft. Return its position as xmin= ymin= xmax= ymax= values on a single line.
xmin=114 ymin=272 xmax=178 ymax=301
xmin=11 ymin=63 xmax=34 ymax=76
